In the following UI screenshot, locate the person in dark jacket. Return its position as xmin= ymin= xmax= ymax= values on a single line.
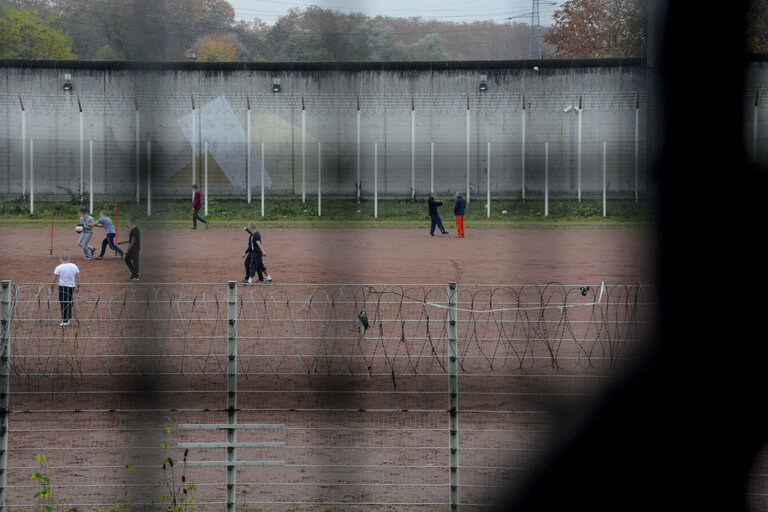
xmin=428 ymin=193 xmax=449 ymax=236
xmin=454 ymin=191 xmax=466 ymax=238
xmin=192 ymin=184 xmax=208 ymax=229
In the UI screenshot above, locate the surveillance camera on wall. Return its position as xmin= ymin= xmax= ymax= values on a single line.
xmin=272 ymin=78 xmax=281 ymax=93
xmin=563 ymin=105 xmax=574 ymax=113
xmin=479 ymin=74 xmax=488 ymax=93
xmin=63 ymin=73 xmax=73 ymax=93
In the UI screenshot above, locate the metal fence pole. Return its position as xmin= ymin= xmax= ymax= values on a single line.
xmin=603 ymin=141 xmax=607 ymax=217
xmin=89 ymin=140 xmax=93 ymax=214
xmin=486 ymin=142 xmax=490 ymax=219
xmin=466 ymin=99 xmax=470 ymax=203
xmin=545 ymin=142 xmax=549 ymax=217
xmin=411 ymin=99 xmax=416 ymax=200
xmin=317 ymin=142 xmax=322 ymax=217
xmin=147 ymin=141 xmax=151 ymax=216
xmin=754 ymin=92 xmax=759 ymax=162
xmin=356 ymin=99 xmax=361 ymax=202
xmin=447 ymin=281 xmax=459 ymax=512
xmin=430 ymin=142 xmax=434 ymax=194
xmin=247 ymin=104 xmax=252 ymax=204
xmin=577 ymin=104 xmax=583 ymax=202
xmin=261 ymin=142 xmax=265 ymax=218
xmin=226 ymin=281 xmax=238 ymax=512
xmin=0 ymin=280 xmax=10 ymax=511
xmin=302 ymin=105 xmax=306 ymax=203
xmin=29 ymin=139 xmax=34 ymax=214
xmin=521 ymin=106 xmax=526 ymax=201
xmin=204 ymin=141 xmax=209 ymax=216
xmin=634 ymin=96 xmax=640 ymax=202
xmin=80 ymin=105 xmax=84 ymax=198
xmin=192 ymin=99 xmax=197 ymax=186
xmin=135 ymin=101 xmax=140 ymax=203
xmin=374 ymin=143 xmax=378 ymax=219
xmin=20 ymin=99 xmax=25 ymax=198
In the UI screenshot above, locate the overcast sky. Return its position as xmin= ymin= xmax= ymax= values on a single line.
xmin=228 ymin=0 xmax=561 ymax=26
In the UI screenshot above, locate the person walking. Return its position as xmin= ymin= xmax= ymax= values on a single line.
xmin=118 ymin=219 xmax=140 ymax=281
xmin=428 ymin=193 xmax=449 ymax=237
xmin=242 ymin=224 xmax=272 ymax=283
xmin=90 ymin=210 xmax=123 ymax=260
xmin=192 ymin=184 xmax=209 ymax=229
xmin=77 ymin=207 xmax=96 ymax=259
xmin=51 ymin=253 xmax=79 ymax=326
xmin=454 ymin=191 xmax=466 ymax=238
xmin=242 ymin=222 xmax=272 ymax=284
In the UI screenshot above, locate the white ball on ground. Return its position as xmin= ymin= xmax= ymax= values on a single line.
xmin=75 ymin=225 xmax=84 ymax=233
xmin=533 ymin=66 xmax=539 ymax=71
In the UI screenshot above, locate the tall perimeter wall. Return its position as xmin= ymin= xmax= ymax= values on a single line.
xmin=0 ymin=59 xmax=649 ymax=200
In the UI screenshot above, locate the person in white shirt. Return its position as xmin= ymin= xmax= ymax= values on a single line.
xmin=51 ymin=253 xmax=79 ymax=326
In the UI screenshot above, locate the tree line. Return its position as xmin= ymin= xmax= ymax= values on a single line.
xmin=4 ymin=0 xmax=765 ymax=62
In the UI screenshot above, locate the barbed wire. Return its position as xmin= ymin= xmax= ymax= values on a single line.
xmin=8 ymin=283 xmax=652 ymax=385
xmin=0 ymin=91 xmax=650 ymax=117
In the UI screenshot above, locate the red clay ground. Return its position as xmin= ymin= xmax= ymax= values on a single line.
xmin=0 ymin=222 xmax=654 ymax=285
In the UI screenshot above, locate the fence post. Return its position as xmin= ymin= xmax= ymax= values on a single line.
xmin=302 ymin=102 xmax=306 ymax=203
xmin=545 ymin=142 xmax=549 ymax=217
xmin=192 ymin=98 xmax=197 ymax=186
xmin=602 ymin=141 xmax=607 ymax=217
xmin=20 ymin=99 xmax=25 ymax=199
xmin=447 ymin=281 xmax=459 ymax=512
xmin=356 ymin=98 xmax=361 ymax=202
xmin=79 ymin=103 xmax=84 ymax=198
xmin=521 ymin=105 xmax=526 ymax=201
xmin=317 ymin=142 xmax=322 ymax=217
xmin=577 ymin=99 xmax=583 ymax=202
xmin=147 ymin=141 xmax=151 ymax=216
xmin=247 ymin=101 xmax=251 ymax=204
xmin=204 ymin=141 xmax=209 ymax=216
xmin=261 ymin=142 xmax=265 ymax=218
xmin=466 ymin=97 xmax=470 ymax=203
xmin=0 ymin=280 xmax=12 ymax=511
xmin=486 ymin=142 xmax=491 ymax=219
xmin=430 ymin=142 xmax=434 ymax=194
xmin=411 ymin=98 xmax=416 ymax=200
xmin=634 ymin=94 xmax=640 ymax=203
xmin=374 ymin=143 xmax=378 ymax=219
xmin=89 ymin=140 xmax=94 ymax=214
xmin=226 ymin=281 xmax=238 ymax=512
xmin=135 ymin=100 xmax=140 ymax=203
xmin=29 ymin=139 xmax=34 ymax=214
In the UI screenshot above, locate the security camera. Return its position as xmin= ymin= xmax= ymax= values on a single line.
xmin=563 ymin=105 xmax=574 ymax=113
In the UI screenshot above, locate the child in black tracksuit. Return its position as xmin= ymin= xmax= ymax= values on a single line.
xmin=241 ymin=223 xmax=272 ymax=284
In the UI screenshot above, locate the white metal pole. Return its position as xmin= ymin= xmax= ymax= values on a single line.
xmin=192 ymin=107 xmax=197 ymax=186
xmin=226 ymin=280 xmax=238 ymax=512
xmin=317 ymin=142 xmax=322 ymax=217
xmin=247 ymin=108 xmax=251 ymax=204
xmin=89 ymin=140 xmax=93 ymax=214
xmin=356 ymin=109 xmax=361 ymax=202
xmin=602 ymin=141 xmax=607 ymax=218
xmin=374 ymin=142 xmax=378 ymax=219
xmin=80 ymin=111 xmax=84 ymax=198
xmin=29 ymin=139 xmax=34 ymax=213
xmin=430 ymin=142 xmax=434 ymax=194
xmin=447 ymin=281 xmax=459 ymax=512
xmin=486 ymin=142 xmax=491 ymax=219
xmin=147 ymin=141 xmax=151 ymax=216
xmin=634 ymin=106 xmax=639 ymax=203
xmin=466 ymin=108 xmax=470 ymax=203
xmin=577 ymin=108 xmax=582 ymax=202
xmin=521 ymin=109 xmax=526 ymax=201
xmin=204 ymin=141 xmax=209 ymax=216
xmin=261 ymin=142 xmax=265 ymax=218
xmin=545 ymin=142 xmax=549 ymax=217
xmin=411 ymin=108 xmax=416 ymax=199
xmin=135 ymin=110 xmax=140 ymax=203
xmin=302 ymin=109 xmax=306 ymax=203
xmin=21 ymin=110 xmax=26 ymax=198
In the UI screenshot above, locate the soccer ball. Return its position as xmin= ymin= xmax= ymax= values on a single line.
xmin=501 ymin=210 xmax=508 ymax=215
xmin=75 ymin=224 xmax=84 ymax=233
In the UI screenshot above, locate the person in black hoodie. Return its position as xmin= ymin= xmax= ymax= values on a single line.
xmin=428 ymin=193 xmax=449 ymax=236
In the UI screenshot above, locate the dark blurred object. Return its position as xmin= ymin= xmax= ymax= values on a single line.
xmin=503 ymin=1 xmax=768 ymax=511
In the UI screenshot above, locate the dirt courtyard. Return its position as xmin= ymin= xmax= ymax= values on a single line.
xmin=0 ymin=222 xmax=654 ymax=285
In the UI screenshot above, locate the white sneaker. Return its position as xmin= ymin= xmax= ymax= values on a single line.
xmin=266 ymin=275 xmax=272 ymax=281
xmin=59 ymin=321 xmax=69 ymax=326
xmin=247 ymin=278 xmax=252 ymax=285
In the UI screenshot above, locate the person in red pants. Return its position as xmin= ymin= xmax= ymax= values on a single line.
xmin=454 ymin=191 xmax=466 ymax=238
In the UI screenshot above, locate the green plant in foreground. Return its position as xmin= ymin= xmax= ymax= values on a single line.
xmin=159 ymin=417 xmax=196 ymax=511
xmin=29 ymin=454 xmax=53 ymax=512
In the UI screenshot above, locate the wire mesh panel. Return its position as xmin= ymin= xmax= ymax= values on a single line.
xmin=4 ymin=282 xmax=652 ymax=510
